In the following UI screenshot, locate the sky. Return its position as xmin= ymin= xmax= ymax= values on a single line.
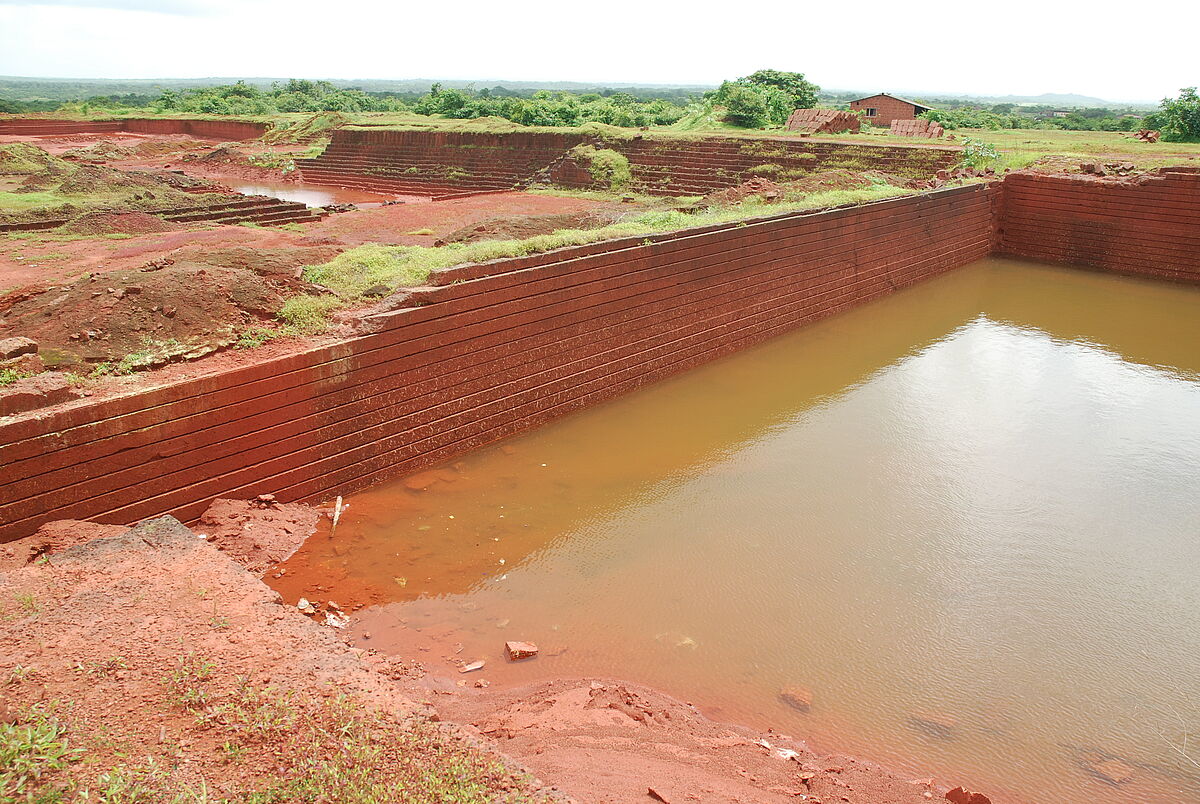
xmin=0 ymin=0 xmax=1195 ymax=103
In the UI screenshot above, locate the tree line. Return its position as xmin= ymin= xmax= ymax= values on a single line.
xmin=1 ymin=74 xmax=1196 ymax=141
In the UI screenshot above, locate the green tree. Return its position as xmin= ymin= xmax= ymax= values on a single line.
xmin=714 ymin=82 xmax=773 ymax=127
xmin=709 ymin=69 xmax=820 ymax=127
xmin=740 ymin=69 xmax=819 ymax=111
xmin=1147 ymin=87 xmax=1200 ymax=141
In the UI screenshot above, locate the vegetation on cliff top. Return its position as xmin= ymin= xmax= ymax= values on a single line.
xmin=301 ymin=184 xmax=914 ymax=301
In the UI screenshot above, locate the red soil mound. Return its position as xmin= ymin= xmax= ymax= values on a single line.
xmin=0 ymin=516 xmax=545 ymax=801
xmin=0 ymin=514 xmax=970 ymax=803
xmin=0 ymin=262 xmax=287 ymax=365
xmin=169 ymin=244 xmax=344 ymax=284
xmin=63 ymin=210 xmax=175 ymax=235
xmin=704 ymin=177 xmax=785 ymax=205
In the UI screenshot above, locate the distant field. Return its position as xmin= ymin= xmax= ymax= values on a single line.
xmin=6 ymin=107 xmax=1198 ymax=172
xmin=798 ymin=127 xmax=1200 ymax=169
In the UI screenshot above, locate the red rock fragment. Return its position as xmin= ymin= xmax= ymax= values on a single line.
xmin=0 ymin=373 xmax=82 ymax=416
xmin=780 ymin=686 xmax=814 ymax=712
xmin=504 ymin=641 xmax=538 ymax=661
xmin=0 ymin=336 xmax=37 ymax=360
xmin=946 ymin=786 xmax=991 ymax=804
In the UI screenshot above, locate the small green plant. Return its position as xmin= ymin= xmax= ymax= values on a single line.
xmin=0 ymin=367 xmax=32 ymax=386
xmin=276 ymin=294 xmax=343 ymax=335
xmin=219 ymin=740 xmax=247 ymax=762
xmin=75 ymin=656 xmax=128 ymax=677
xmin=0 ymin=703 xmax=84 ymax=799
xmin=14 ymin=592 xmax=38 ymax=615
xmin=86 ymin=763 xmax=159 ymax=803
xmin=7 ymin=665 xmax=38 ymax=685
xmin=163 ymin=652 xmax=215 ymax=713
xmin=89 ymin=362 xmax=114 ymax=379
xmin=234 ymin=326 xmax=280 ymax=350
xmin=959 ymin=137 xmax=1002 ymax=170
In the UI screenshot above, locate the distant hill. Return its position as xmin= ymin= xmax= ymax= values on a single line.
xmin=822 ymin=88 xmax=1156 ymax=109
xmin=0 ymin=76 xmax=714 ymax=103
xmin=0 ymin=76 xmax=1157 ymax=110
xmin=989 ymin=92 xmax=1115 ymax=106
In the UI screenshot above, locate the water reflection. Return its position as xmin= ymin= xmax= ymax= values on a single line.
xmin=232 ymin=182 xmax=401 ymax=208
xmin=271 ymin=259 xmax=1200 ymax=804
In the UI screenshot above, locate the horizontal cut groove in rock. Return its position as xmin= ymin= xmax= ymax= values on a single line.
xmin=0 ymin=210 xmax=992 ymax=522
xmin=77 ymin=234 xmax=990 ymax=529
xmin=3 ymin=168 xmax=1197 ymax=541
xmin=0 ymin=192 xmax=993 ymax=490
xmin=0 ymin=186 xmax=991 ymax=455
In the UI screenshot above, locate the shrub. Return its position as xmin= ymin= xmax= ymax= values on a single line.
xmin=715 ymin=83 xmax=774 ymax=128
xmin=570 ymin=145 xmax=632 ymax=191
xmin=710 ymin=69 xmax=819 ymax=128
xmin=1146 ymin=87 xmax=1200 ymax=142
xmin=959 ymin=137 xmax=1002 ymax=169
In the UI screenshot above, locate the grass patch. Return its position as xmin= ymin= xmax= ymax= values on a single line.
xmin=0 ymin=191 xmax=66 ymax=211
xmin=0 ymin=367 xmax=35 ymax=386
xmin=276 ymin=295 xmax=343 ymax=334
xmin=234 ymin=326 xmax=282 ymax=349
xmin=304 ymin=184 xmax=914 ymax=299
xmin=569 ymin=144 xmax=632 ymax=191
xmin=1 ymin=703 xmax=83 ymax=800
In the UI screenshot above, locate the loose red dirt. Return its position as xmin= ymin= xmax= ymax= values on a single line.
xmin=0 ymin=514 xmax=961 ymax=804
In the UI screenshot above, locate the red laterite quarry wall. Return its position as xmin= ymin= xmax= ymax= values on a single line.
xmin=294 ymin=128 xmax=960 ymax=197
xmin=997 ymin=169 xmax=1200 ymax=283
xmin=0 ymin=117 xmax=269 ymax=140
xmin=0 ymin=183 xmax=998 ymax=541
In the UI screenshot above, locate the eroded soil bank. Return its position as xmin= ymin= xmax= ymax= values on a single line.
xmin=0 ymin=509 xmax=958 ymax=803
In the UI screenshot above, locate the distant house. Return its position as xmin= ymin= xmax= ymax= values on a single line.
xmin=848 ymin=93 xmax=932 ymax=127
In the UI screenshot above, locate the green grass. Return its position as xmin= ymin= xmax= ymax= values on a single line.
xmin=234 ymin=326 xmax=282 ymax=349
xmin=276 ymin=295 xmax=344 ymax=334
xmin=1 ymin=703 xmax=83 ymax=800
xmin=569 ymin=144 xmax=632 ymax=191
xmin=805 ymin=126 xmax=1200 ymax=170
xmin=304 ymin=184 xmax=915 ymax=300
xmin=0 ymin=366 xmax=35 ymax=386
xmin=0 ymin=191 xmax=64 ymax=211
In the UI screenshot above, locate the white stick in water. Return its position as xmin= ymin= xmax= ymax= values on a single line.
xmin=331 ymin=495 xmax=346 ymax=536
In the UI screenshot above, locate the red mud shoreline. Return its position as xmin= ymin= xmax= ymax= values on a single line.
xmin=0 ymin=504 xmax=995 ymax=804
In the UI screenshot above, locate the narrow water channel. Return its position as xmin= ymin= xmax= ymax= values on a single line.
xmin=270 ymin=258 xmax=1200 ymax=804
xmin=231 ymin=181 xmax=404 ymax=208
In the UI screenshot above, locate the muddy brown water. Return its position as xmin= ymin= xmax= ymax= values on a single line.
xmin=231 ymin=181 xmax=413 ymax=208
xmin=270 ymin=258 xmax=1200 ymax=804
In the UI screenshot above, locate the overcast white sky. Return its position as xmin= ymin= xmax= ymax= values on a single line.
xmin=0 ymin=0 xmax=1195 ymax=103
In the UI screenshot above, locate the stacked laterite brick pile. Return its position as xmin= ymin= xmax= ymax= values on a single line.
xmin=616 ymin=137 xmax=956 ymax=195
xmin=890 ymin=119 xmax=945 ymax=138
xmin=785 ymin=109 xmax=862 ymax=134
